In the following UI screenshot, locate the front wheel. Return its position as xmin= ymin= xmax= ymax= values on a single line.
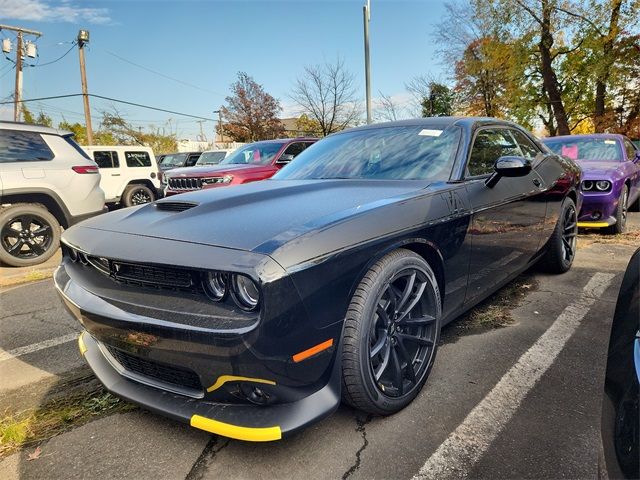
xmin=341 ymin=249 xmax=442 ymax=415
xmin=607 ymin=185 xmax=628 ymax=234
xmin=540 ymin=197 xmax=577 ymax=274
xmin=122 ymin=185 xmax=155 ymax=207
xmin=0 ymin=204 xmax=61 ymax=267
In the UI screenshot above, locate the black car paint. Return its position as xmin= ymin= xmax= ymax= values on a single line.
xmin=55 ymin=117 xmax=581 ymax=438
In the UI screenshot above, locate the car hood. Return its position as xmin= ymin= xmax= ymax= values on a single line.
xmin=74 ymin=179 xmax=430 ymax=254
xmin=575 ymin=160 xmax=623 ymax=178
xmin=167 ymin=163 xmax=273 ymax=178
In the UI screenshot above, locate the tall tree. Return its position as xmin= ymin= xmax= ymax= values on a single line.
xmin=290 ymin=59 xmax=360 ymax=136
xmin=221 ymin=72 xmax=284 ymax=142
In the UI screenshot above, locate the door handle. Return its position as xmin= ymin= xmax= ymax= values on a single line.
xmin=111 ymin=174 xmax=121 ymax=176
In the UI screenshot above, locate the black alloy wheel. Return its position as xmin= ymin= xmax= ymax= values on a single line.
xmin=123 ymin=185 xmax=155 ymax=207
xmin=540 ymin=197 xmax=577 ymax=274
xmin=609 ymin=186 xmax=628 ymax=234
xmin=368 ymin=268 xmax=437 ymax=397
xmin=560 ymin=202 xmax=577 ymax=265
xmin=342 ymin=249 xmax=441 ymax=415
xmin=0 ymin=204 xmax=61 ymax=267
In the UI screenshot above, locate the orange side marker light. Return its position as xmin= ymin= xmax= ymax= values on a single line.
xmin=292 ymin=338 xmax=334 ymax=363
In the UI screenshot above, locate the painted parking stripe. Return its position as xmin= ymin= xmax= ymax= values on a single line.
xmin=0 ymin=332 xmax=78 ymax=362
xmin=413 ymin=272 xmax=615 ymax=480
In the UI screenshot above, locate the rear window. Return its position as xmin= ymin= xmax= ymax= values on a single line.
xmin=125 ymin=151 xmax=152 ymax=167
xmin=544 ymin=137 xmax=622 ymax=162
xmin=93 ymin=151 xmax=120 ymax=168
xmin=0 ymin=130 xmax=54 ymax=162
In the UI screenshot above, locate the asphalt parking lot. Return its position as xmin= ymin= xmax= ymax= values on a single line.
xmin=1 ymin=214 xmax=638 ymax=480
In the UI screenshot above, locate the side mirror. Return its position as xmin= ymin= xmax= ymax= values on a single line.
xmin=277 ymin=154 xmax=295 ymax=165
xmin=485 ymin=156 xmax=532 ymax=188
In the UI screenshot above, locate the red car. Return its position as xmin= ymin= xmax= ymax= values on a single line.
xmin=164 ymin=138 xmax=317 ymax=195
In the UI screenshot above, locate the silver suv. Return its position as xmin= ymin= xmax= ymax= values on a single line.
xmin=0 ymin=121 xmax=105 ymax=267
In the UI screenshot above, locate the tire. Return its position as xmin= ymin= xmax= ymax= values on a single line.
xmin=614 ymin=382 xmax=639 ymax=478
xmin=540 ymin=197 xmax=577 ymax=274
xmin=122 ymin=185 xmax=155 ymax=208
xmin=0 ymin=204 xmax=61 ymax=267
xmin=341 ymin=249 xmax=442 ymax=415
xmin=606 ymin=185 xmax=628 ymax=234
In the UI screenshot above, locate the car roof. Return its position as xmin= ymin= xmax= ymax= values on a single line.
xmin=340 ymin=117 xmax=526 ymax=134
xmin=541 ymin=133 xmax=624 ymax=141
xmin=0 ymin=120 xmax=71 ymax=136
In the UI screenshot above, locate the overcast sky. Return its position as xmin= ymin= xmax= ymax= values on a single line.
xmin=0 ymin=0 xmax=449 ymax=139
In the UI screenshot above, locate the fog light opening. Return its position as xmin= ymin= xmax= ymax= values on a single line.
xmin=590 ymin=211 xmax=602 ymax=220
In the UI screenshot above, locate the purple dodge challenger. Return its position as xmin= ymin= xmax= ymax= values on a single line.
xmin=543 ymin=134 xmax=640 ymax=233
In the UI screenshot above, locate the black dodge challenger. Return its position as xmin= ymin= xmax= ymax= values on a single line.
xmin=55 ymin=117 xmax=581 ymax=441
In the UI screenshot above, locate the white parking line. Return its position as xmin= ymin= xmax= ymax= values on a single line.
xmin=413 ymin=272 xmax=615 ymax=480
xmin=0 ymin=332 xmax=78 ymax=362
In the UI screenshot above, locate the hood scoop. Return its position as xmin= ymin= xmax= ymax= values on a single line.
xmin=155 ymin=201 xmax=199 ymax=212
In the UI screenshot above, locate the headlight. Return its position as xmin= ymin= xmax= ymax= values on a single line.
xmin=582 ymin=180 xmax=593 ymax=191
xmin=595 ymin=180 xmax=611 ymax=191
xmin=231 ymin=274 xmax=260 ymax=310
xmin=203 ymin=272 xmax=227 ymax=301
xmin=222 ymin=174 xmax=233 ymax=183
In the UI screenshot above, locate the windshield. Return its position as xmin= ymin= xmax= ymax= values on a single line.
xmin=544 ymin=138 xmax=622 ymax=162
xmin=274 ymin=126 xmax=461 ymax=181
xmin=219 ymin=142 xmax=285 ymax=166
xmin=159 ymin=153 xmax=187 ymax=167
xmin=196 ymin=151 xmax=227 ymax=165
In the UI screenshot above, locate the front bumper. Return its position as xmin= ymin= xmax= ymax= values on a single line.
xmin=53 ymin=229 xmax=343 ymax=441
xmin=75 ymin=330 xmax=341 ymax=441
xmin=578 ymin=190 xmax=619 ymax=226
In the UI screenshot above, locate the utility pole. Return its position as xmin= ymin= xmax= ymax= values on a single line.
xmin=363 ymin=1 xmax=372 ymax=124
xmin=0 ymin=25 xmax=42 ymax=122
xmin=214 ymin=109 xmax=223 ymax=144
xmin=77 ymin=29 xmax=94 ymax=145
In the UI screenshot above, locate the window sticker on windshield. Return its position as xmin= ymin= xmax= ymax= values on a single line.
xmin=418 ymin=129 xmax=442 ymax=137
xmin=604 ymin=140 xmax=616 ymax=144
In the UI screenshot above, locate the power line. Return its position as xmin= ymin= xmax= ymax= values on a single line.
xmin=26 ymin=42 xmax=76 ymax=68
xmin=0 ymin=93 xmax=214 ymax=121
xmin=102 ymin=49 xmax=225 ymax=97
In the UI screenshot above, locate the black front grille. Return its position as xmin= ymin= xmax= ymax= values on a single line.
xmin=168 ymin=177 xmax=202 ymax=190
xmin=111 ymin=261 xmax=194 ymax=288
xmin=106 ymin=346 xmax=202 ymax=392
xmin=155 ymin=201 xmax=198 ymax=212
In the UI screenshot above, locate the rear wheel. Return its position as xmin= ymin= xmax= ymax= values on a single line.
xmin=341 ymin=249 xmax=441 ymax=415
xmin=0 ymin=204 xmax=61 ymax=267
xmin=540 ymin=197 xmax=577 ymax=274
xmin=122 ymin=185 xmax=155 ymax=207
xmin=607 ymin=185 xmax=628 ymax=234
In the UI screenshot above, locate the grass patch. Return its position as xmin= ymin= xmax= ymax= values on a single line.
xmin=0 ymin=386 xmax=136 ymax=458
xmin=577 ymin=229 xmax=640 ymax=249
xmin=442 ymin=274 xmax=538 ymax=341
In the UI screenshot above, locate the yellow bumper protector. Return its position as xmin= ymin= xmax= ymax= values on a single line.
xmin=78 ymin=332 xmax=87 ymax=355
xmin=190 ymin=415 xmax=282 ymax=442
xmin=577 ymin=222 xmax=609 ymax=228
xmin=206 ymin=375 xmax=276 ymax=393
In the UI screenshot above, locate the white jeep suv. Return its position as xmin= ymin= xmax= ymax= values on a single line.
xmin=0 ymin=121 xmax=105 ymax=267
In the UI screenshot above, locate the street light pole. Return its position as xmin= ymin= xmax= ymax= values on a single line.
xmin=77 ymin=29 xmax=94 ymax=145
xmin=363 ymin=0 xmax=372 ymax=124
xmin=214 ymin=109 xmax=223 ymax=144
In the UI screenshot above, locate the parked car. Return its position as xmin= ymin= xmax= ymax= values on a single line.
xmin=158 ymin=151 xmax=202 ymax=188
xmin=600 ymin=248 xmax=639 ymax=479
xmin=195 ymin=149 xmax=234 ymax=166
xmin=543 ymin=134 xmax=640 ymax=234
xmin=83 ymin=146 xmax=162 ymax=207
xmin=164 ymin=138 xmax=316 ymax=195
xmin=0 ymin=121 xmax=105 ymax=267
xmin=56 ymin=117 xmax=581 ymax=441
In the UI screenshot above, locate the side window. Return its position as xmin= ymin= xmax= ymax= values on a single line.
xmin=467 ymin=129 xmax=521 ymax=177
xmin=623 ymin=139 xmax=637 ymax=160
xmin=125 ymin=151 xmax=151 ymax=167
xmin=510 ymin=129 xmax=540 ymax=158
xmin=186 ymin=154 xmax=200 ymax=167
xmin=93 ymin=151 xmax=119 ymax=168
xmin=0 ymin=130 xmax=54 ymax=162
xmin=282 ymin=142 xmax=306 ymax=158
